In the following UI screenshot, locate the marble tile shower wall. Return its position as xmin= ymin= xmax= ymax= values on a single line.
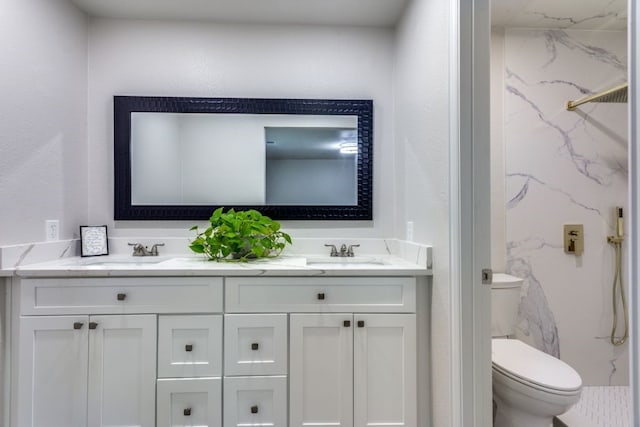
xmin=504 ymin=29 xmax=628 ymax=385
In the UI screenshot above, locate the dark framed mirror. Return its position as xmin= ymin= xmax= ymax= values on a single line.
xmin=114 ymin=96 xmax=373 ymax=220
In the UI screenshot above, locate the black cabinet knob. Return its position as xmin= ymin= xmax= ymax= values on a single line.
xmin=185 ymin=344 xmax=193 ymax=352
xmin=251 ymin=405 xmax=259 ymax=414
xmin=343 ymin=320 xmax=351 ymax=327
xmin=89 ymin=322 xmax=98 ymax=330
xmin=117 ymin=293 xmax=126 ymax=301
xmin=251 ymin=342 xmax=259 ymax=350
xmin=183 ymin=408 xmax=191 ymax=416
xmin=317 ymin=293 xmax=325 ymax=300
xmin=73 ymin=322 xmax=83 ymax=330
xmin=357 ymin=320 xmax=365 ymax=328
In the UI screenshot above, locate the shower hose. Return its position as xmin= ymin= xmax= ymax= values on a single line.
xmin=607 ymin=235 xmax=628 ymax=346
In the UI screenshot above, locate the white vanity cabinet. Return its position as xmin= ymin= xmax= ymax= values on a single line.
xmin=12 ymin=274 xmax=419 ymax=427
xmin=14 ymin=277 xmax=223 ymax=427
xmin=18 ymin=314 xmax=157 ymax=427
xmin=289 ymin=314 xmax=416 ymax=427
xmin=227 ymin=277 xmax=417 ymax=427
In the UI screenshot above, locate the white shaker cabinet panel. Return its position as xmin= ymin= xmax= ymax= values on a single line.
xmin=17 ymin=316 xmax=89 ymax=427
xmin=20 ymin=277 xmax=223 ymax=315
xmin=224 ymin=376 xmax=287 ymax=427
xmin=158 ymin=315 xmax=223 ymax=378
xmin=290 ymin=314 xmax=354 ymax=427
xmin=157 ymin=377 xmax=222 ymax=427
xmin=87 ymin=315 xmax=157 ymax=427
xmin=224 ymin=314 xmax=287 ymax=376
xmin=354 ymin=314 xmax=417 ymax=427
xmin=226 ymin=277 xmax=416 ymax=313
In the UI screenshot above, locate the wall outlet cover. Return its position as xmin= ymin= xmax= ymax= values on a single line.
xmin=45 ymin=220 xmax=59 ymax=241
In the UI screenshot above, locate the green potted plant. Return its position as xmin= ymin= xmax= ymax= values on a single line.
xmin=189 ymin=207 xmax=292 ymax=262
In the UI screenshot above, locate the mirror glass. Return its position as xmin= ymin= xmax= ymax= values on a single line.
xmin=114 ymin=96 xmax=372 ymax=220
xmin=130 ymin=113 xmax=358 ymax=206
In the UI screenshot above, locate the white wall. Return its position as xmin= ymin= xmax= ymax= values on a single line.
xmin=493 ymin=28 xmax=629 ymax=385
xmin=88 ymin=19 xmax=394 ymax=237
xmin=0 ymin=0 xmax=88 ymax=245
xmin=394 ymin=0 xmax=451 ymax=424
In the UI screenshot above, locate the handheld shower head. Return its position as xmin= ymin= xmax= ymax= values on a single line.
xmin=616 ymin=207 xmax=624 ymax=238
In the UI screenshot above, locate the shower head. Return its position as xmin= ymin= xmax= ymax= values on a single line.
xmin=566 ymin=83 xmax=628 ymax=111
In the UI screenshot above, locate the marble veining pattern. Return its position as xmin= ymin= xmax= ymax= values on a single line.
xmin=492 ymin=0 xmax=627 ymax=30
xmin=0 ymin=239 xmax=79 ymax=270
xmin=504 ymin=29 xmax=628 ymax=385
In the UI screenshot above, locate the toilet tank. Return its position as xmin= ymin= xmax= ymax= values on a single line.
xmin=491 ymin=273 xmax=523 ymax=337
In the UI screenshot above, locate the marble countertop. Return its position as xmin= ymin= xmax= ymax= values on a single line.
xmin=10 ymin=254 xmax=430 ymax=277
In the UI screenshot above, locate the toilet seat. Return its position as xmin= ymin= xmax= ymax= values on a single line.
xmin=492 ymin=339 xmax=582 ymax=394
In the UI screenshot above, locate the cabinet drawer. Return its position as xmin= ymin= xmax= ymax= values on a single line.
xmin=20 ymin=277 xmax=223 ymax=315
xmin=226 ymin=277 xmax=416 ymax=313
xmin=157 ymin=378 xmax=222 ymax=427
xmin=224 ymin=314 xmax=287 ymax=376
xmin=158 ymin=315 xmax=223 ymax=378
xmin=223 ymin=376 xmax=287 ymax=427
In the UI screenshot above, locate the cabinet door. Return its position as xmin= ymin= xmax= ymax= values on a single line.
xmin=290 ymin=314 xmax=353 ymax=427
xmin=157 ymin=378 xmax=222 ymax=427
xmin=87 ymin=315 xmax=157 ymax=427
xmin=224 ymin=314 xmax=287 ymax=376
xmin=158 ymin=315 xmax=223 ymax=378
xmin=354 ymin=314 xmax=416 ymax=427
xmin=224 ymin=376 xmax=287 ymax=427
xmin=17 ymin=316 xmax=89 ymax=427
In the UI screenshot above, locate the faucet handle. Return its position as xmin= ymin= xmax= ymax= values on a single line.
xmin=150 ymin=243 xmax=165 ymax=256
xmin=128 ymin=242 xmax=145 ymax=256
xmin=347 ymin=244 xmax=360 ymax=257
xmin=324 ymin=244 xmax=338 ymax=257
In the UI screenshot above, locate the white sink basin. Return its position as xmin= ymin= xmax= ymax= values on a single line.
xmin=306 ymin=257 xmax=387 ymax=268
xmin=76 ymin=256 xmax=170 ymax=267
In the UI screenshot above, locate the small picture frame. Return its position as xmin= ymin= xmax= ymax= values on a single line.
xmin=80 ymin=225 xmax=109 ymax=257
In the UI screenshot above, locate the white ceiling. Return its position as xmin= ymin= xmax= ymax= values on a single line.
xmin=70 ymin=0 xmax=627 ymax=30
xmin=491 ymin=0 xmax=627 ymax=30
xmin=70 ymin=0 xmax=408 ymax=27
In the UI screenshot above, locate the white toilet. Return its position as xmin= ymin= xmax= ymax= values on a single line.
xmin=491 ymin=273 xmax=582 ymax=427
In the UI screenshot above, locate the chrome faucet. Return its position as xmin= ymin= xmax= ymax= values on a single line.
xmin=339 ymin=244 xmax=348 ymax=257
xmin=325 ymin=243 xmax=360 ymax=257
xmin=128 ymin=242 xmax=164 ymax=256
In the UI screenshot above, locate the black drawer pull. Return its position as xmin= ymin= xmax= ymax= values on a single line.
xmin=73 ymin=322 xmax=83 ymax=330
xmin=343 ymin=320 xmax=351 ymax=327
xmin=251 ymin=405 xmax=259 ymax=414
xmin=185 ymin=344 xmax=193 ymax=352
xmin=251 ymin=342 xmax=259 ymax=350
xmin=89 ymin=322 xmax=98 ymax=330
xmin=184 ymin=408 xmax=191 ymax=416
xmin=317 ymin=293 xmax=325 ymax=300
xmin=117 ymin=293 xmax=127 ymax=301
xmin=357 ymin=320 xmax=365 ymax=328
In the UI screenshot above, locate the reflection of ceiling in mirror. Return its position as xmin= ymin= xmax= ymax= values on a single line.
xmin=492 ymin=0 xmax=626 ymax=30
xmin=70 ymin=0 xmax=408 ymax=27
xmin=265 ymin=127 xmax=358 ymax=160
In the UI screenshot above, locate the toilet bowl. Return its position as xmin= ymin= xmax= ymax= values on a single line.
xmin=491 ymin=274 xmax=582 ymax=427
xmin=492 ymin=338 xmax=582 ymax=427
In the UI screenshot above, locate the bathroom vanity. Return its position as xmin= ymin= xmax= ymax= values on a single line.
xmin=6 ymin=252 xmax=429 ymax=427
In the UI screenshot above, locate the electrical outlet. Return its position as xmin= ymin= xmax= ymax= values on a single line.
xmin=45 ymin=220 xmax=59 ymax=241
xmin=406 ymin=221 xmax=414 ymax=242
